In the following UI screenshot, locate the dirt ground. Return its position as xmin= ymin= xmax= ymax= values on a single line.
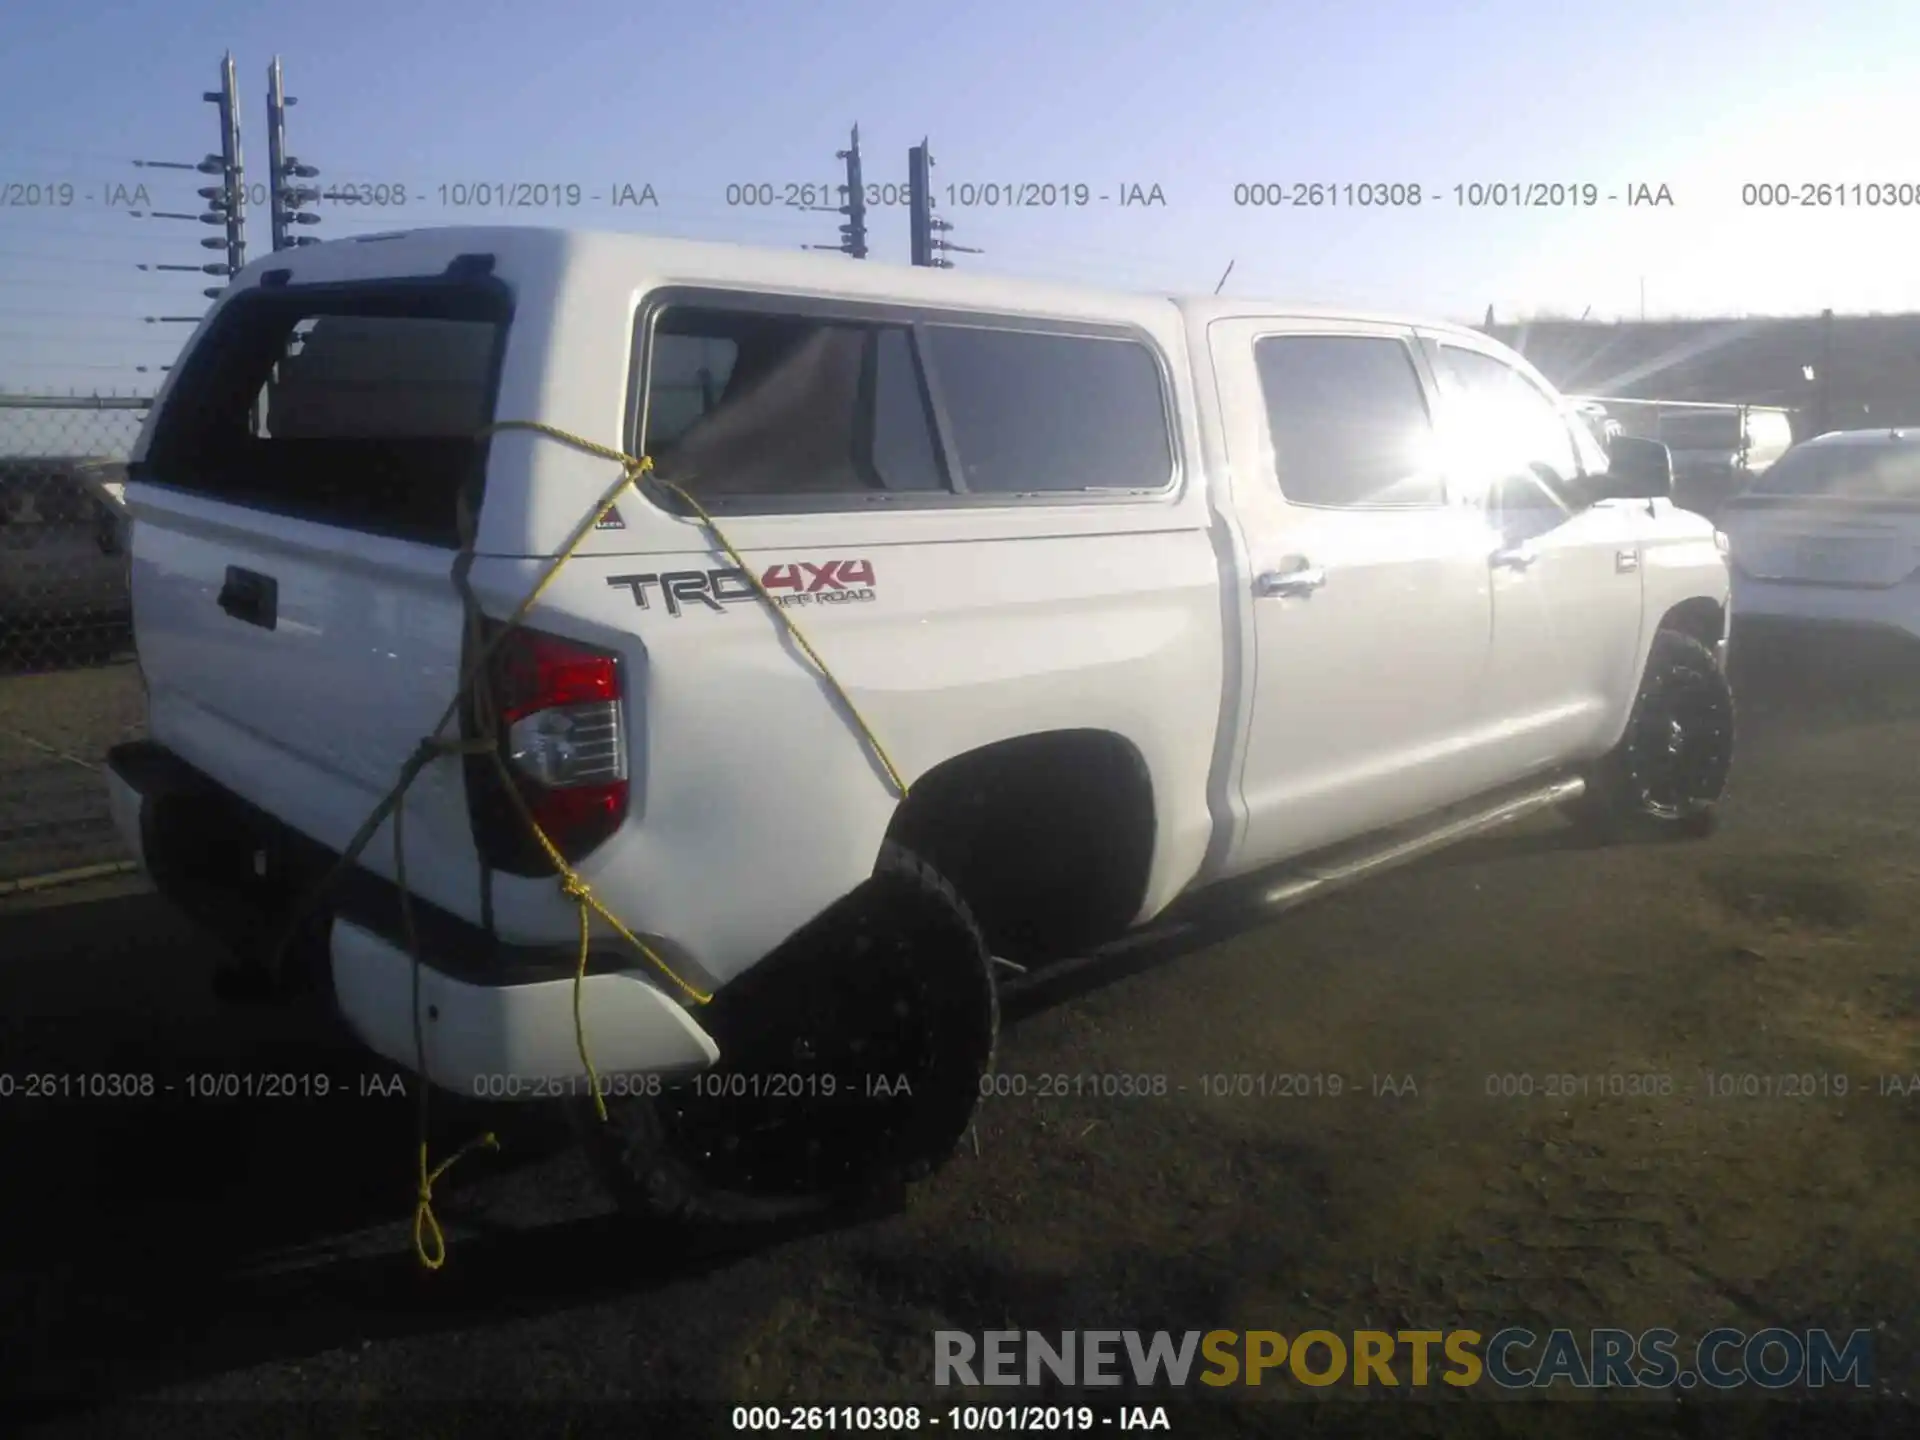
xmin=0 ymin=655 xmax=143 ymax=882
xmin=3 ymin=627 xmax=1919 ymax=1437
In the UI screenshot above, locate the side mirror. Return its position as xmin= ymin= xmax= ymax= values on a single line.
xmin=1599 ymin=435 xmax=1673 ymax=500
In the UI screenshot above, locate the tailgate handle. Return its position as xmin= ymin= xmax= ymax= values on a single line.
xmin=217 ymin=566 xmax=278 ymax=630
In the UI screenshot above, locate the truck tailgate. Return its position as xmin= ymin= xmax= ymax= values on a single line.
xmin=125 ymin=274 xmax=511 ymax=921
xmin=134 ymin=492 xmax=480 ymax=903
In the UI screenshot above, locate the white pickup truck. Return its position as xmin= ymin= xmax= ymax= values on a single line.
xmin=106 ymin=227 xmax=1734 ymax=1221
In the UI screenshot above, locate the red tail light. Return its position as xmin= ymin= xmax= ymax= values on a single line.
xmin=464 ymin=623 xmax=629 ymax=877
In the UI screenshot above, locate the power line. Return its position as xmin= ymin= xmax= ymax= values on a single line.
xmin=0 ymin=145 xmax=155 ymax=165
xmin=0 ymin=306 xmax=179 ymax=322
xmin=0 ymin=363 xmax=169 ymax=375
xmin=0 ymin=248 xmax=213 ymax=271
xmin=0 ymin=277 xmax=201 ymax=297
xmin=0 ymin=328 xmax=182 ymax=342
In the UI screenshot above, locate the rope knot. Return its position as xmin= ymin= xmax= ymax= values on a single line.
xmin=560 ymin=872 xmax=591 ymax=900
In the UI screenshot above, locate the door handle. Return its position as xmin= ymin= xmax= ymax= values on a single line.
xmin=1491 ymin=545 xmax=1537 ymax=571
xmin=1615 ymin=547 xmax=1641 ymax=573
xmin=1254 ymin=563 xmax=1326 ymax=598
xmin=217 ymin=565 xmax=278 ymax=630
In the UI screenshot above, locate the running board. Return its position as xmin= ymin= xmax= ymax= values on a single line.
xmin=996 ymin=772 xmax=1587 ymax=1010
xmin=1254 ymin=773 xmax=1588 ymax=914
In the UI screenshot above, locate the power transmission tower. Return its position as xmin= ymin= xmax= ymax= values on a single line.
xmin=266 ymin=56 xmax=323 ymax=251
xmin=907 ymin=139 xmax=980 ymax=268
xmin=806 ymin=125 xmax=868 ymax=259
xmin=907 ymin=141 xmax=943 ymax=266
xmin=130 ymin=51 xmax=249 ymax=358
xmin=199 ymin=52 xmax=247 ymax=295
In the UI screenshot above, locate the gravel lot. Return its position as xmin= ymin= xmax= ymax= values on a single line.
xmin=3 ymin=629 xmax=1918 ymax=1437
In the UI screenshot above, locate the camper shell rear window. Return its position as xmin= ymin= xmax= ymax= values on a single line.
xmin=140 ymin=277 xmax=511 ymax=547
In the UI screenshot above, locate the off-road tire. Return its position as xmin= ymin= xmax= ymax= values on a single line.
xmin=578 ymin=842 xmax=998 ymax=1228
xmin=1564 ymin=628 xmax=1735 ymax=843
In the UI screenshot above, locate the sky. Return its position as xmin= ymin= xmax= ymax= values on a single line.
xmin=2 ymin=0 xmax=1918 ymax=396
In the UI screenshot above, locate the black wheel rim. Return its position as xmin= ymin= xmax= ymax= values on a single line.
xmin=1627 ymin=661 xmax=1733 ymax=818
xmin=647 ymin=915 xmax=954 ymax=1199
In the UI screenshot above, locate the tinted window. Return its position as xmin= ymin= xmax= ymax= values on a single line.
xmin=1436 ymin=345 xmax=1582 ymax=506
xmin=870 ymin=327 xmax=944 ymax=491
xmin=922 ymin=325 xmax=1172 ymax=493
xmin=1252 ymin=335 xmax=1443 ymax=507
xmin=262 ymin=315 xmax=497 ymax=438
xmin=644 ymin=334 xmax=738 ymax=449
xmin=142 ymin=286 xmax=507 ymax=546
xmin=642 ymin=308 xmax=944 ymax=501
xmin=1747 ymin=442 xmax=1920 ymax=499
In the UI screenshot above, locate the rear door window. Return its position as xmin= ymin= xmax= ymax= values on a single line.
xmin=1252 ymin=334 xmax=1444 ymax=508
xmin=141 ymin=283 xmax=509 ymax=546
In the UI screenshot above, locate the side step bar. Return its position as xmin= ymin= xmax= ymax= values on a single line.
xmin=998 ymin=772 xmax=1586 ymax=1005
xmin=1254 ymin=773 xmax=1587 ymax=913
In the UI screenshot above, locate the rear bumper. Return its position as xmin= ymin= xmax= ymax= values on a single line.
xmin=1732 ymin=574 xmax=1920 ymax=643
xmin=105 ymin=740 xmax=718 ymax=1096
xmin=330 ymin=919 xmax=718 ymax=1096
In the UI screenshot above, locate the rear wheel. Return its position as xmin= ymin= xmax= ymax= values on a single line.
xmin=580 ymin=843 xmax=998 ymax=1227
xmin=1565 ymin=628 xmax=1734 ymax=842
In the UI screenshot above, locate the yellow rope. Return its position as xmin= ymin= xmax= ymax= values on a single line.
xmin=650 ymin=473 xmax=910 ymax=800
xmin=270 ymin=417 xmax=906 ymax=1268
xmin=412 ymin=1131 xmax=500 ymax=1271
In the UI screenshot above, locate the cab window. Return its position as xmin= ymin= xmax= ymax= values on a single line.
xmin=1252 ymin=334 xmax=1445 ymax=508
xmin=1434 ymin=344 xmax=1586 ymax=509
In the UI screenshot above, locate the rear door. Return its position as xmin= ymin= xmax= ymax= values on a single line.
xmin=1209 ymin=319 xmax=1496 ymax=874
xmin=127 ymin=276 xmax=510 ymax=917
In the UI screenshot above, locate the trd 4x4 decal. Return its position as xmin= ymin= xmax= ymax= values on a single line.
xmin=607 ymin=559 xmax=877 ymax=617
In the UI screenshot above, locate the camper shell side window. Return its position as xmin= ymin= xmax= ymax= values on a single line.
xmin=627 ymin=288 xmax=1180 ymax=514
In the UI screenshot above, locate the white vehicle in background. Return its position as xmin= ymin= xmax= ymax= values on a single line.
xmin=1722 ymin=428 xmax=1920 ymax=643
xmin=104 ymin=228 xmax=1735 ymax=1223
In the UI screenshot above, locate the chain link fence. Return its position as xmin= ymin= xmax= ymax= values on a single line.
xmin=0 ymin=397 xmax=150 ymax=884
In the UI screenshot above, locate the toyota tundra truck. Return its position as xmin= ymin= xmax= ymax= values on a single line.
xmin=105 ymin=227 xmax=1734 ymax=1221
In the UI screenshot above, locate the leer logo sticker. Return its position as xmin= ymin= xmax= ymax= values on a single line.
xmin=607 ymin=559 xmax=877 ymax=617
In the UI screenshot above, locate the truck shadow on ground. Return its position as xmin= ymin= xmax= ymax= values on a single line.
xmin=0 ymin=886 xmax=1338 ymax=1425
xmin=0 ymin=888 xmax=1274 ymax=1420
xmin=0 ymin=890 xmax=908 ymax=1418
xmin=0 ymin=872 xmax=1368 ymax=1422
